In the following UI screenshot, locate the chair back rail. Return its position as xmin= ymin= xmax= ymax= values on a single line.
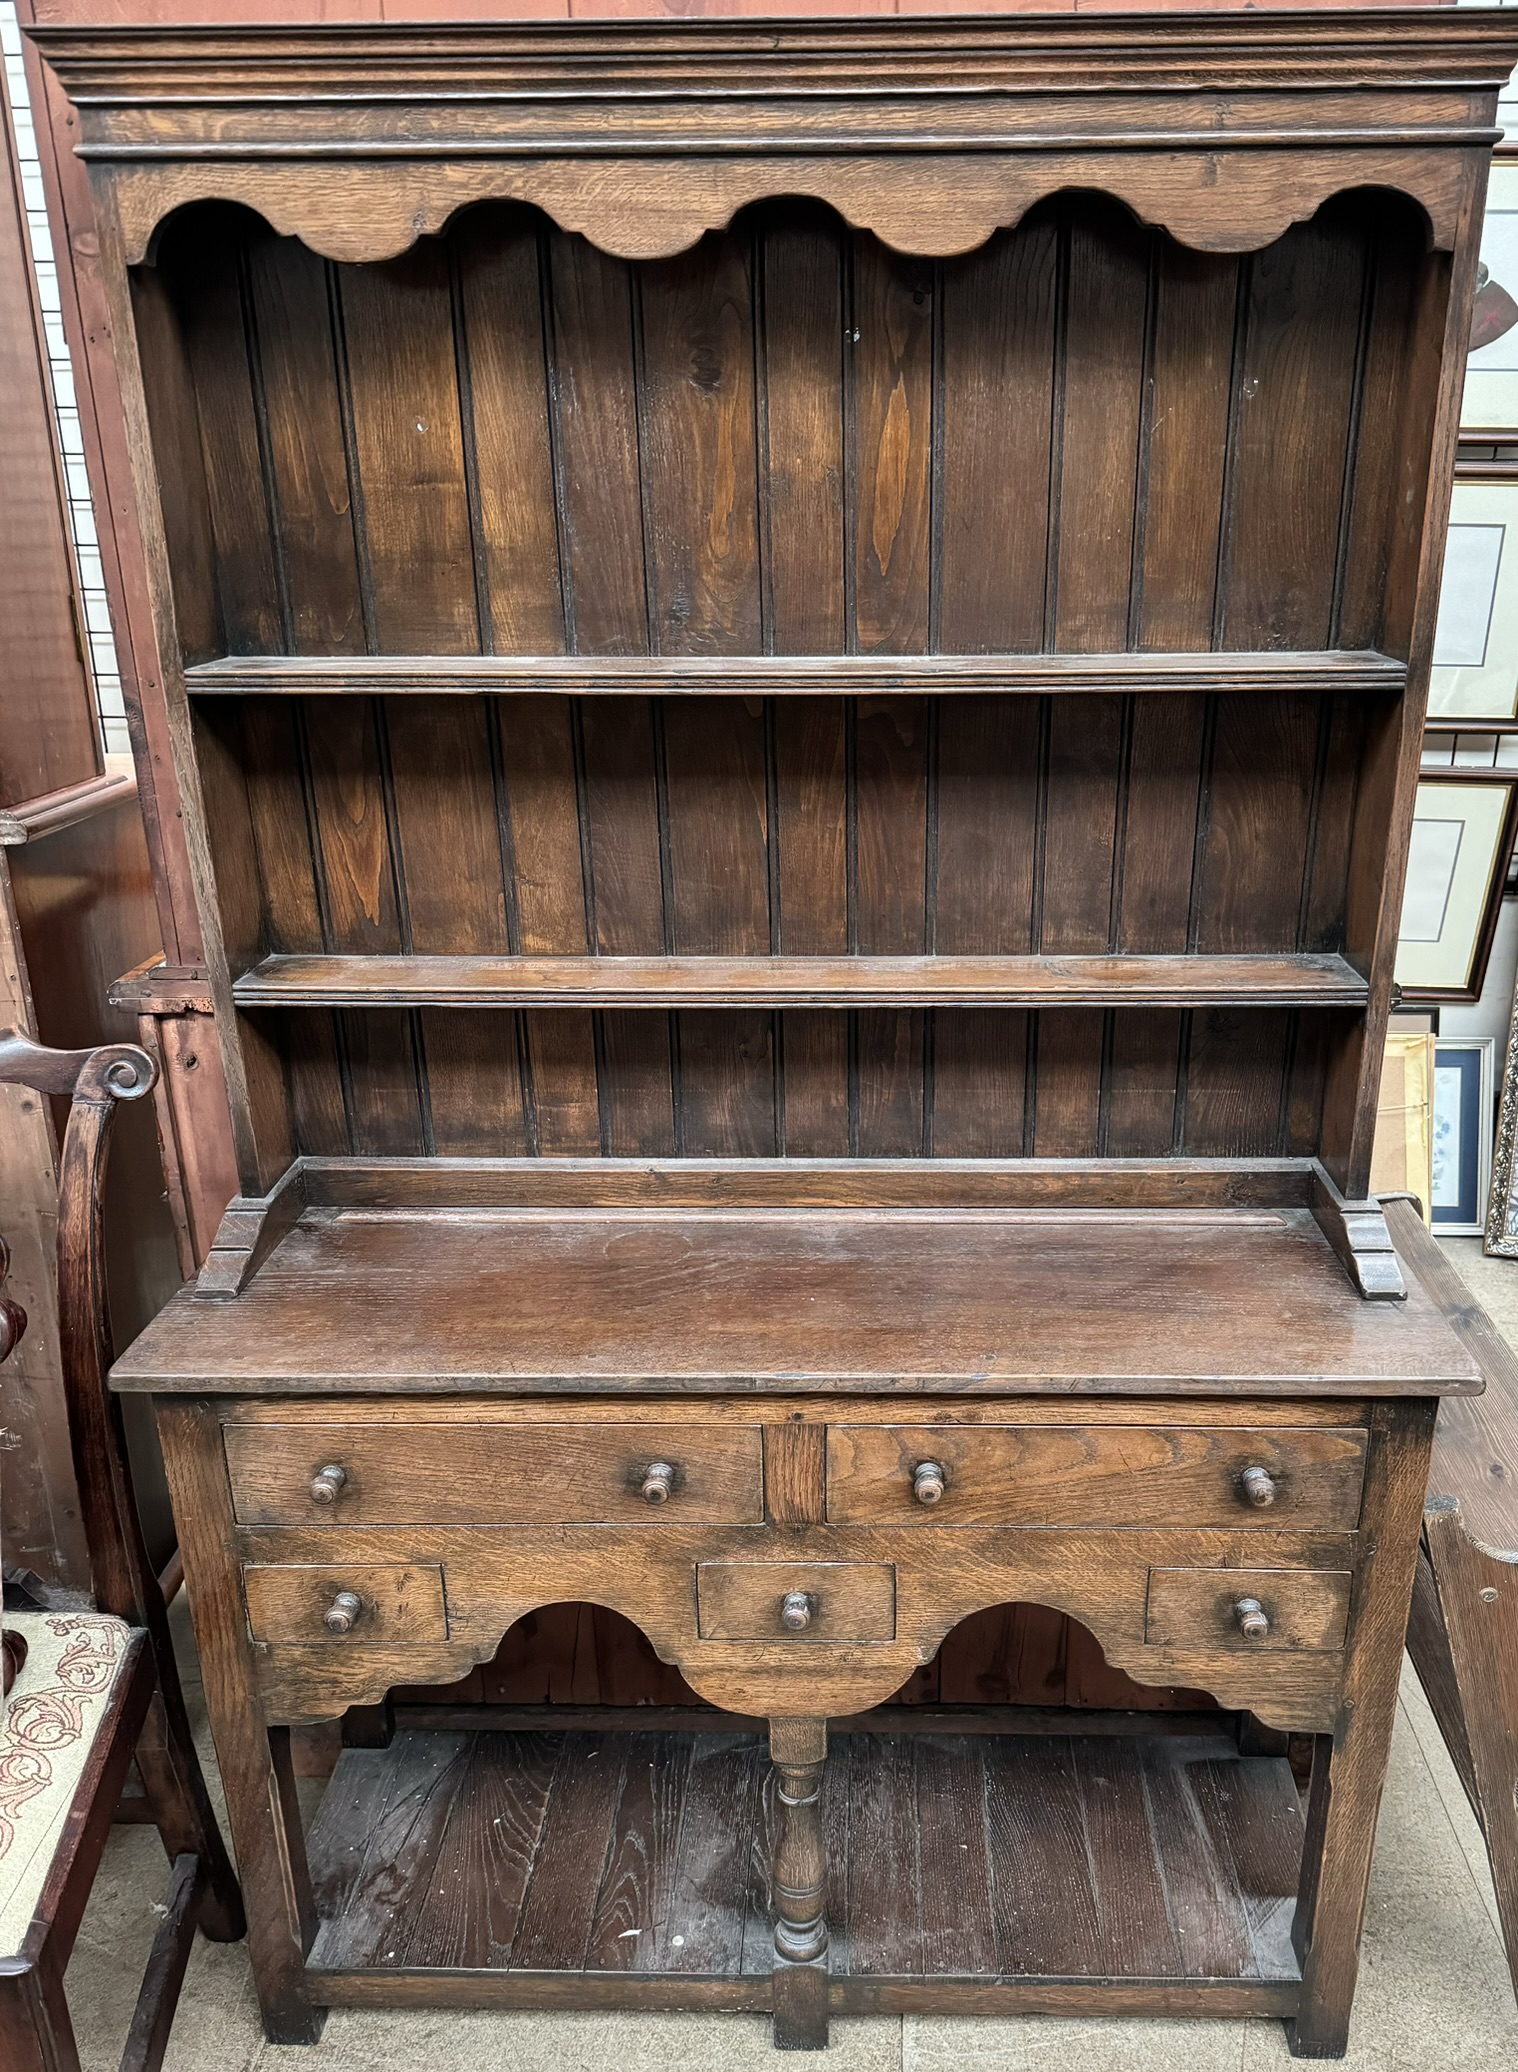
xmin=0 ymin=1031 xmax=159 ymax=1624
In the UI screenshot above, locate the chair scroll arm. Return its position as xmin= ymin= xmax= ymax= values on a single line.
xmin=0 ymin=1028 xmax=155 ymax=1103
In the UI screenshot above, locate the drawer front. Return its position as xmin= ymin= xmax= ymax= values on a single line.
xmin=696 ymin=1561 xmax=897 ymax=1643
xmin=826 ymin=1424 xmax=1367 ymax=1529
xmin=1144 ymin=1568 xmax=1351 ymax=1652
xmin=224 ymin=1422 xmax=764 ymax=1526
xmin=243 ymin=1562 xmax=447 ymax=1646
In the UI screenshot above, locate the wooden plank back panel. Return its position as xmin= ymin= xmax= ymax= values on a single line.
xmin=150 ymin=194 xmax=1434 ymax=670
xmin=211 ymin=682 xmax=1357 ymax=1163
xmin=221 ymin=691 xmax=1365 ymax=971
xmin=279 ymin=1002 xmax=1333 ymax=1162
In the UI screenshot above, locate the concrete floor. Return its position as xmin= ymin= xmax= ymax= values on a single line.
xmin=60 ymin=1238 xmax=1518 ymax=2072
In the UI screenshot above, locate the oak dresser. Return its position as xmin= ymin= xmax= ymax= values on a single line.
xmin=30 ymin=6 xmax=1518 ymax=2053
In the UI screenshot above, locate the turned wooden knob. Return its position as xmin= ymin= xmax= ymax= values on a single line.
xmin=324 ymin=1589 xmax=363 ymax=1636
xmin=640 ymin=1461 xmax=676 ymax=1505
xmin=912 ymin=1460 xmax=947 ymax=1506
xmin=1239 ymin=1465 xmax=1277 ymax=1508
xmin=1235 ymin=1596 xmax=1270 ymax=1641
xmin=309 ymin=1464 xmax=348 ymax=1506
xmin=780 ymin=1590 xmax=815 ymax=1633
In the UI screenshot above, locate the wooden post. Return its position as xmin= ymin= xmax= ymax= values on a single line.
xmin=769 ymin=1716 xmax=828 ymax=2051
xmin=1287 ymin=1400 xmax=1438 ymax=2057
xmin=155 ymin=1400 xmax=322 ymax=2045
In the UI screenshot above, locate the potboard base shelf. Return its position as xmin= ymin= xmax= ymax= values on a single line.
xmin=304 ymin=1727 xmax=1306 ymax=2042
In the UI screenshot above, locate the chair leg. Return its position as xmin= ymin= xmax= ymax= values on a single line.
xmin=120 ymin=1854 xmax=206 ymax=2072
xmin=0 ymin=1954 xmax=82 ymax=2072
xmin=1421 ymin=1506 xmax=1518 ymax=2007
xmin=134 ymin=1685 xmax=244 ymax=1944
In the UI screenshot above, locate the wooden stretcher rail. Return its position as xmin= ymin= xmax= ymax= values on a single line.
xmin=230 ymin=951 xmax=1371 ymax=1012
xmin=186 ymin=650 xmax=1408 ymax=699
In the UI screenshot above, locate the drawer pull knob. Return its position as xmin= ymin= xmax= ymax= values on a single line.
xmin=780 ymin=1590 xmax=816 ymax=1633
xmin=309 ymin=1464 xmax=348 ymax=1506
xmin=323 ymin=1589 xmax=363 ymax=1636
xmin=1239 ymin=1465 xmax=1277 ymax=1508
xmin=640 ymin=1461 xmax=677 ymax=1505
xmin=912 ymin=1461 xmax=947 ymax=1507
xmin=1235 ymin=1596 xmax=1270 ymax=1641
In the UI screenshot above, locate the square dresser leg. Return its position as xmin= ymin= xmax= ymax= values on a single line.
xmin=769 ymin=1717 xmax=829 ymax=2051
xmin=156 ymin=1402 xmax=326 ymax=2046
xmin=1286 ymin=1402 xmax=1437 ymax=2058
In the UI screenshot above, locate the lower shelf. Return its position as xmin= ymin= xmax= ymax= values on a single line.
xmin=305 ymin=1727 xmax=1306 ymax=2010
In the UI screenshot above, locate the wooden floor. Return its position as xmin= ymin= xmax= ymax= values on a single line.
xmin=305 ymin=1728 xmax=1306 ymax=1994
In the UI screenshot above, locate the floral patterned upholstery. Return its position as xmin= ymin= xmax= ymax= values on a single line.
xmin=0 ymin=1611 xmax=131 ymax=1958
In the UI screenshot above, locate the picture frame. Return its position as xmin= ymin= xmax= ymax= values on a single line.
xmin=1429 ymin=475 xmax=1518 ymax=721
xmin=1463 ymin=159 xmax=1518 ymax=434
xmin=1433 ymin=1039 xmax=1496 ymax=1235
xmin=1485 ymin=963 xmax=1518 ymax=1254
xmin=1394 ymin=776 xmax=1518 ymax=1003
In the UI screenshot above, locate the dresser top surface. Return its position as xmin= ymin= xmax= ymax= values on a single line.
xmin=113 ymin=1202 xmax=1479 ymax=1397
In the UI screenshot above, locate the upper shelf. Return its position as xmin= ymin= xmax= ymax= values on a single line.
xmin=232 ymin=952 xmax=1369 ymax=1012
xmin=188 ymin=652 xmax=1408 ymax=701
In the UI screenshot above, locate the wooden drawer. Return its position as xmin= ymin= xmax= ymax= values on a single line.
xmin=1145 ymin=1568 xmax=1351 ymax=1652
xmin=243 ymin=1562 xmax=447 ymax=1646
xmin=825 ymin=1423 xmax=1367 ymax=1529
xmin=696 ymin=1561 xmax=897 ymax=1643
xmin=224 ymin=1421 xmax=764 ymax=1526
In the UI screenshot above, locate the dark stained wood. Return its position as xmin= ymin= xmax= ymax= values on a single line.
xmin=455 ymin=211 xmax=564 ymax=658
xmin=1386 ymin=1202 xmax=1518 ymax=2010
xmin=851 ymin=241 xmax=933 ymax=656
xmin=115 ymin=1200 xmax=1477 ymax=1395
xmin=761 ymin=215 xmax=845 ymax=657
xmin=39 ymin=9 xmax=1510 ymax=2053
xmin=638 ymin=238 xmax=761 ymax=657
xmin=1135 ymin=248 xmax=1238 ymax=652
xmin=225 ymin=1418 xmax=765 ymax=1526
xmin=1053 ymin=203 xmax=1149 ymax=655
xmin=243 ymin=231 xmax=363 ymax=657
xmin=548 ymin=236 xmax=647 ymax=655
xmin=303 ymin=1725 xmax=1305 ymax=1997
xmin=336 ymin=243 xmax=476 ymax=655
xmin=191 ymin=651 xmax=1408 ymax=699
xmin=232 ymin=949 xmax=1373 ymax=1010
xmin=938 ymin=218 xmax=1057 ymax=655
xmin=1219 ymin=206 xmax=1368 ymax=652
xmin=0 ymin=1040 xmax=244 ymax=2072
xmin=825 ymin=1423 xmax=1367 ymax=1531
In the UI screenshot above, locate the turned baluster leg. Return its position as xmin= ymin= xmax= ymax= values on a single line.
xmin=769 ymin=1716 xmax=828 ymax=2051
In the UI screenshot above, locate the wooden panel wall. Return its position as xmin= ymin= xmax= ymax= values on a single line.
xmin=199 ymin=685 xmax=1364 ymax=1162
xmin=147 ymin=191 xmax=1434 ymax=668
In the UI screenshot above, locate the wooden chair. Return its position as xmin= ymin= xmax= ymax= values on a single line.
xmin=1385 ymin=1199 xmax=1518 ymax=2011
xmin=0 ymin=1030 xmax=242 ymax=2072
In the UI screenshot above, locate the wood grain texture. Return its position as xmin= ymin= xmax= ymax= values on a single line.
xmin=50 ymin=16 xmax=1494 ymax=2043
xmin=825 ymin=1423 xmax=1367 ymax=1530
xmin=117 ymin=1203 xmax=1477 ymax=1394
xmin=298 ymin=1721 xmax=1310 ymax=1989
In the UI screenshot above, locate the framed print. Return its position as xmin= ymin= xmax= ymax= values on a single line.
xmin=1486 ymin=965 xmax=1518 ymax=1254
xmin=1432 ymin=1039 xmax=1495 ymax=1235
xmin=1464 ymin=161 xmax=1518 ymax=432
xmin=1429 ymin=478 xmax=1518 ymax=720
xmin=1394 ymin=778 xmax=1518 ymax=1002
